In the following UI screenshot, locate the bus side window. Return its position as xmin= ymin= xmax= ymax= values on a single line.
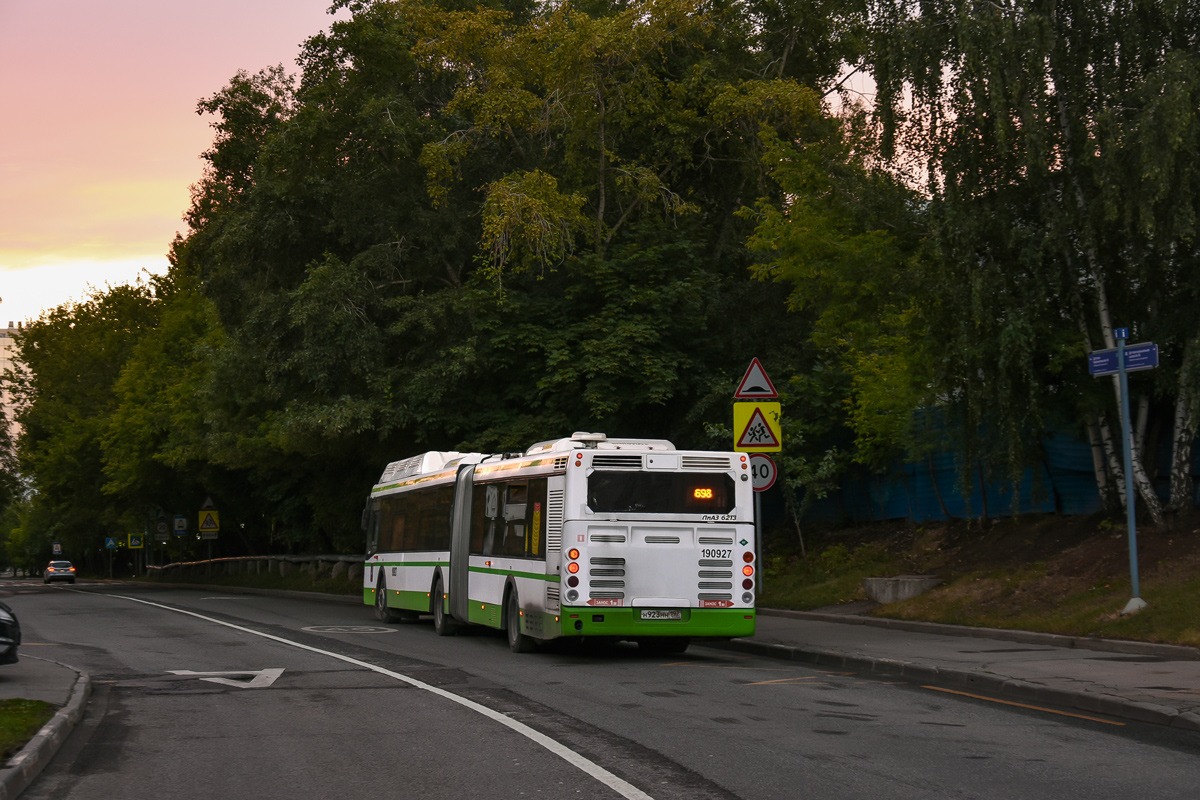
xmin=469 ymin=484 xmax=489 ymax=554
xmin=500 ymin=483 xmax=528 ymax=557
xmin=365 ymin=500 xmax=381 ymax=555
xmin=386 ymin=492 xmax=409 ymax=552
xmin=525 ymin=479 xmax=547 ymax=559
xmin=482 ymin=484 xmax=501 ymax=555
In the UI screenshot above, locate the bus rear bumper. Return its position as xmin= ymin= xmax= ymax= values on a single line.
xmin=557 ymin=607 xmax=755 ymax=639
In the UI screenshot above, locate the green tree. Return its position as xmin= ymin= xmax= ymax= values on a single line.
xmin=865 ymin=0 xmax=1200 ymax=522
xmin=8 ymin=284 xmax=160 ymax=567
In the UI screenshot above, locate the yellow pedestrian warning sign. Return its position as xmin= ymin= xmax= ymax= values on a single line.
xmin=733 ymin=402 xmax=782 ymax=452
xmin=199 ymin=511 xmax=220 ymax=533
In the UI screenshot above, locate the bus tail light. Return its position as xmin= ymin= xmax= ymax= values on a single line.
xmin=568 ymin=549 xmax=579 ymax=559
xmin=743 ymin=578 xmax=754 ymax=590
xmin=742 ymin=565 xmax=754 ymax=577
xmin=742 ymin=551 xmax=754 ymax=563
xmin=567 ymin=562 xmax=580 ymax=574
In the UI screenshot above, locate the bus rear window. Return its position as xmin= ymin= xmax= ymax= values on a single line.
xmin=587 ymin=472 xmax=735 ymax=514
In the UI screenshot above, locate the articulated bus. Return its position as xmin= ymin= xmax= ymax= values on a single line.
xmin=363 ymin=432 xmax=757 ymax=653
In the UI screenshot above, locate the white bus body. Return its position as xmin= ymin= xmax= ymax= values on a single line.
xmin=364 ymin=433 xmax=757 ymax=652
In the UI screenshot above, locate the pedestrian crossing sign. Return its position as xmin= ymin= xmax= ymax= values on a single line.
xmin=733 ymin=402 xmax=782 ymax=452
xmin=199 ymin=511 xmax=220 ymax=532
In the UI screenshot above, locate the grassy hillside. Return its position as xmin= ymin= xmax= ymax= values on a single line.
xmin=762 ymin=510 xmax=1200 ymax=647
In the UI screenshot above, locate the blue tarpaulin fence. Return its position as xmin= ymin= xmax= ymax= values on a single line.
xmin=800 ymin=430 xmax=1200 ymax=525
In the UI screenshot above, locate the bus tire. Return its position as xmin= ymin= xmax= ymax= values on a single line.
xmin=375 ymin=578 xmax=400 ymax=624
xmin=432 ymin=576 xmax=457 ymax=636
xmin=505 ymin=589 xmax=536 ymax=654
xmin=637 ymin=638 xmax=690 ymax=655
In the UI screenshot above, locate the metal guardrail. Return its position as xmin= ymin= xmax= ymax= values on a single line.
xmin=146 ymin=554 xmax=366 ymax=580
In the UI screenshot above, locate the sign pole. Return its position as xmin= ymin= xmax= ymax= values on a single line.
xmin=1116 ymin=330 xmax=1146 ymax=614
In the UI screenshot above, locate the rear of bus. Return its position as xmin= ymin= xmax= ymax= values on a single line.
xmin=556 ymin=442 xmax=756 ymax=646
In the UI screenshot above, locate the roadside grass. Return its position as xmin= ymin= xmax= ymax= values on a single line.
xmin=766 ymin=536 xmax=1200 ymax=648
xmin=759 ymin=543 xmax=902 ymax=609
xmin=0 ymin=699 xmax=56 ymax=759
xmin=877 ymin=570 xmax=1200 ymax=647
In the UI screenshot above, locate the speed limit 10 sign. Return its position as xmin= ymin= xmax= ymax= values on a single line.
xmin=749 ymin=453 xmax=778 ymax=492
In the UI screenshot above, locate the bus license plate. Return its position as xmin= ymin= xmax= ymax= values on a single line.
xmin=640 ymin=609 xmax=681 ymax=621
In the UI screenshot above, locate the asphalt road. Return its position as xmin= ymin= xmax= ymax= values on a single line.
xmin=8 ymin=581 xmax=1200 ymax=799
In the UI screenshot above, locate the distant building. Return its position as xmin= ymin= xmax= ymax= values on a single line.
xmin=1 ymin=322 xmax=24 ymax=444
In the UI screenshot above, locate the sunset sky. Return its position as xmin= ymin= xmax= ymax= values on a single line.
xmin=0 ymin=0 xmax=348 ymax=324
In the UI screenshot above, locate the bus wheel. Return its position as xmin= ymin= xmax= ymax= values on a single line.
xmin=432 ymin=576 xmax=457 ymax=636
xmin=637 ymin=638 xmax=690 ymax=655
xmin=375 ymin=579 xmax=400 ymax=624
xmin=505 ymin=591 xmax=536 ymax=654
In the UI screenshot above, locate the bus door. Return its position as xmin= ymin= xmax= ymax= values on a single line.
xmin=449 ymin=465 xmax=476 ymax=623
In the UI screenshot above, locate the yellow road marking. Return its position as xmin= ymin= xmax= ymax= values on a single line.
xmin=922 ymin=686 xmax=1125 ymax=726
xmin=746 ymin=677 xmax=823 ymax=685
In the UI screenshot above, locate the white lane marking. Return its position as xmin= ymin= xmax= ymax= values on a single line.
xmin=108 ymin=594 xmax=653 ymax=800
xmin=167 ymin=668 xmax=285 ymax=688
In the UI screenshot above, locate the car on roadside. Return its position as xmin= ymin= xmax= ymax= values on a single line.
xmin=0 ymin=601 xmax=20 ymax=664
xmin=43 ymin=560 xmax=76 ymax=584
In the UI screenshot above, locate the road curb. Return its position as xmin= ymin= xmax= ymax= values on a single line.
xmin=0 ymin=658 xmax=91 ymax=800
xmin=759 ymin=608 xmax=1200 ymax=661
xmin=713 ymin=635 xmax=1200 ymax=733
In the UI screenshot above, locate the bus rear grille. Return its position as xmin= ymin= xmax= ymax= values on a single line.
xmin=590 ymin=580 xmax=626 ymax=588
xmin=698 ymin=592 xmax=733 ymax=601
xmin=590 ymin=592 xmax=625 ymax=599
xmin=553 ymin=457 xmax=568 ymax=469
xmin=546 ymin=584 xmax=560 ymax=610
xmin=590 ymin=557 xmax=626 ymax=566
xmin=698 ymin=537 xmax=733 ymax=545
xmin=698 ymin=559 xmax=733 ymax=567
xmin=591 ymin=568 xmax=626 ymax=577
xmin=592 ymin=455 xmax=642 ymax=469
xmin=590 ymin=534 xmax=626 ymax=542
xmin=682 ymin=456 xmax=731 ymax=469
xmin=698 ymin=581 xmax=733 ymax=590
xmin=644 ymin=536 xmax=680 ymax=544
xmin=546 ymin=489 xmax=564 ymax=551
xmin=698 ymin=570 xmax=732 ymax=578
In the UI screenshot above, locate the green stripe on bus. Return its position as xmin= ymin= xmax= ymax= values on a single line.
xmin=467 ymin=566 xmax=560 ymax=582
xmin=372 ymin=561 xmax=447 ymax=568
xmin=364 ymin=587 xmax=433 ymax=613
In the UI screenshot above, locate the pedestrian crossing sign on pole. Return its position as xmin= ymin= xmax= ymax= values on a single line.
xmin=733 ymin=402 xmax=782 ymax=452
xmin=128 ymin=534 xmax=143 ymax=549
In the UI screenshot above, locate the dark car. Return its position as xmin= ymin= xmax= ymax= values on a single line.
xmin=43 ymin=560 xmax=76 ymax=584
xmin=0 ymin=601 xmax=20 ymax=664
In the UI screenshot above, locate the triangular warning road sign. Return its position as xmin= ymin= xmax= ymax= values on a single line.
xmin=734 ymin=358 xmax=778 ymax=399
xmin=736 ymin=406 xmax=780 ymax=449
xmin=199 ymin=512 xmax=219 ymax=531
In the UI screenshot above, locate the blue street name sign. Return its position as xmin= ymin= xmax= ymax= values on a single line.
xmin=1088 ymin=343 xmax=1159 ymax=377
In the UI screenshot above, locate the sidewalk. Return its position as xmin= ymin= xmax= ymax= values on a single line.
xmin=718 ymin=609 xmax=1200 ymax=732
xmin=0 ymin=656 xmax=91 ymax=800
